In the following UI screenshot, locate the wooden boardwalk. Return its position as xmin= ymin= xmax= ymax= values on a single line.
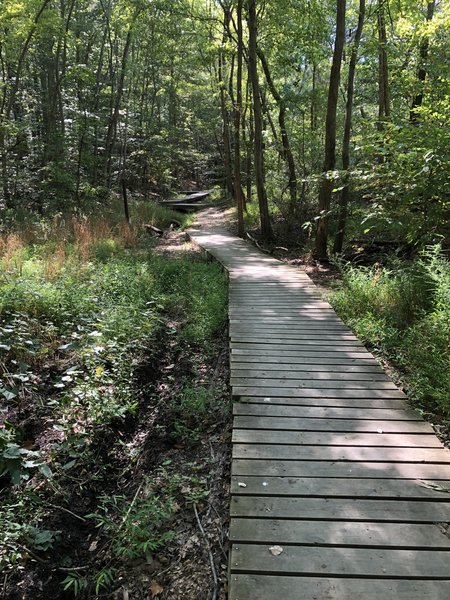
xmin=188 ymin=219 xmax=450 ymax=600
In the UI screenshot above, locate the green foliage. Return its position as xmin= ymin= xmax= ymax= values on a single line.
xmin=87 ymin=489 xmax=176 ymax=560
xmin=170 ymin=384 xmax=222 ymax=443
xmin=0 ymin=210 xmax=227 ymax=591
xmin=329 ymin=246 xmax=450 ymax=415
xmin=0 ymin=492 xmax=59 ymax=572
xmin=353 ymin=114 xmax=450 ymax=245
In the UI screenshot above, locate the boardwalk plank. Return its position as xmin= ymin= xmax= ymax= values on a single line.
xmin=230 ymin=475 xmax=450 ymax=498
xmin=232 ymin=444 xmax=450 ymax=462
xmin=231 ymin=459 xmax=450 ymax=479
xmin=231 ymin=378 xmax=398 ymax=389
xmin=233 ymin=387 xmax=406 ymax=398
xmin=230 ymin=575 xmax=450 ymax=600
xmin=233 ymin=403 xmax=420 ymax=419
xmin=233 ymin=416 xmax=433 ymax=433
xmin=230 ymin=496 xmax=450 ymax=522
xmin=229 ymin=519 xmax=450 ymax=547
xmin=231 ymin=372 xmax=393 ymax=382
xmin=237 ymin=396 xmax=408 ymax=408
xmin=231 ymin=349 xmax=377 ymax=360
xmin=230 ymin=355 xmax=386 ymax=370
xmin=231 ymin=342 xmax=368 ymax=351
xmin=229 ymin=333 xmax=363 ymax=342
xmin=231 ymin=544 xmax=450 ymax=578
xmin=232 ymin=430 xmax=442 ymax=447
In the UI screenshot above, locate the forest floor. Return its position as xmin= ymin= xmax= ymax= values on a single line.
xmin=1 ymin=215 xmax=231 ymax=600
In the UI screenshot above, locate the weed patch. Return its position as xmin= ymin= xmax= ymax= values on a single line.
xmin=0 ymin=211 xmax=229 ymax=598
xmin=329 ymin=246 xmax=450 ymax=418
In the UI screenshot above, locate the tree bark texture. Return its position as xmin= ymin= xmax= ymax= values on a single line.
xmin=258 ymin=48 xmax=298 ymax=212
xmin=234 ymin=0 xmax=245 ymax=237
xmin=334 ymin=0 xmax=366 ymax=253
xmin=377 ymin=0 xmax=390 ymax=128
xmin=314 ymin=0 xmax=346 ymax=260
xmin=247 ymin=0 xmax=273 ymax=240
xmin=410 ymin=1 xmax=435 ymax=122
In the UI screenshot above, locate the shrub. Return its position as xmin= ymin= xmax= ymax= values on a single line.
xmin=329 ymin=246 xmax=450 ymax=416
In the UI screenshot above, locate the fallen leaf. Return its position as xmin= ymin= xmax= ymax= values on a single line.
xmin=269 ymin=545 xmax=283 ymax=556
xmin=149 ymin=581 xmax=164 ymax=597
xmin=419 ymin=480 xmax=450 ymax=493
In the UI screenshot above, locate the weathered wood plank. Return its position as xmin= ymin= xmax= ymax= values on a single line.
xmin=229 ymin=519 xmax=450 ymax=547
xmin=233 ymin=403 xmax=419 ymax=419
xmin=237 ymin=396 xmax=407 ymax=408
xmin=229 ymin=333 xmax=362 ymax=342
xmin=231 ymin=354 xmax=381 ymax=365
xmin=231 ymin=362 xmax=384 ymax=373
xmin=232 ymin=430 xmax=442 ymax=447
xmin=228 ymin=332 xmax=359 ymax=343
xmin=231 ymin=544 xmax=450 ymax=577
xmin=230 ymin=575 xmax=450 ymax=600
xmin=233 ymin=416 xmax=433 ymax=433
xmin=231 ymin=378 xmax=398 ymax=389
xmin=232 ymin=444 xmax=450 ymax=462
xmin=231 ymin=362 xmax=385 ymax=374
xmin=230 ymin=496 xmax=450 ymax=522
xmin=229 ymin=325 xmax=351 ymax=333
xmin=231 ymin=343 xmax=368 ymax=352
xmin=229 ymin=315 xmax=342 ymax=322
xmin=231 ymin=459 xmax=450 ymax=479
xmin=233 ymin=387 xmax=406 ymax=399
xmin=230 ymin=475 xmax=450 ymax=498
xmin=231 ymin=371 xmax=392 ymax=382
xmin=231 ymin=348 xmax=376 ymax=360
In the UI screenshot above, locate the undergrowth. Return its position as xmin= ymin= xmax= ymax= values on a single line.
xmin=0 ymin=208 xmax=228 ymax=597
xmin=328 ymin=246 xmax=450 ymax=418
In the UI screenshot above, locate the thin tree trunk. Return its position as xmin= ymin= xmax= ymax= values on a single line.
xmin=245 ymin=83 xmax=254 ymax=204
xmin=377 ymin=0 xmax=390 ymax=129
xmin=247 ymin=0 xmax=273 ymax=239
xmin=104 ymin=10 xmax=139 ymax=186
xmin=311 ymin=63 xmax=317 ymax=131
xmin=410 ymin=1 xmax=435 ymax=122
xmin=334 ymin=0 xmax=366 ymax=253
xmin=218 ymin=6 xmax=234 ymax=198
xmin=314 ymin=0 xmax=346 ymax=260
xmin=258 ymin=47 xmax=297 ymax=212
xmin=234 ymin=0 xmax=245 ymax=237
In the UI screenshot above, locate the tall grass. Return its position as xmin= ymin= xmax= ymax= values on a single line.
xmin=329 ymin=247 xmax=450 ymax=417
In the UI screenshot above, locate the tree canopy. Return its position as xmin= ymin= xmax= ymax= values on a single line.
xmin=0 ymin=0 xmax=449 ymax=253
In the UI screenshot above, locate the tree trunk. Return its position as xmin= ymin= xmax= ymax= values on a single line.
xmin=234 ymin=0 xmax=245 ymax=237
xmin=104 ymin=13 xmax=137 ymax=187
xmin=244 ymin=80 xmax=253 ymax=204
xmin=377 ymin=0 xmax=390 ymax=129
xmin=247 ymin=0 xmax=273 ymax=240
xmin=334 ymin=0 xmax=365 ymax=254
xmin=218 ymin=6 xmax=234 ymax=198
xmin=258 ymin=47 xmax=297 ymax=212
xmin=314 ymin=0 xmax=346 ymax=260
xmin=410 ymin=1 xmax=435 ymax=122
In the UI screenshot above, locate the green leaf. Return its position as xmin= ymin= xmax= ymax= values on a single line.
xmin=1 ymin=388 xmax=17 ymax=401
xmin=39 ymin=463 xmax=53 ymax=479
